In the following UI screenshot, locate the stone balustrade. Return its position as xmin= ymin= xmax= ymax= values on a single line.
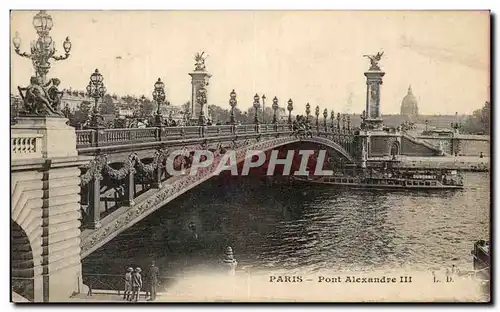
xmin=11 ymin=133 xmax=43 ymax=160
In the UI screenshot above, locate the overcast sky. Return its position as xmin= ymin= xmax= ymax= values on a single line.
xmin=10 ymin=10 xmax=489 ymax=114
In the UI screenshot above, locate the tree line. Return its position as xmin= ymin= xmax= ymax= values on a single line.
xmin=461 ymin=101 xmax=490 ymax=135
xmin=65 ymin=97 xmax=288 ymax=128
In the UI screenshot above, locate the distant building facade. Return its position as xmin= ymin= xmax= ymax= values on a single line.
xmin=60 ymin=89 xmax=95 ymax=112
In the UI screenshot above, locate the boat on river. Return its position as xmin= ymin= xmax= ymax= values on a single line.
xmin=472 ymin=240 xmax=490 ymax=280
xmin=294 ymin=169 xmax=464 ymax=190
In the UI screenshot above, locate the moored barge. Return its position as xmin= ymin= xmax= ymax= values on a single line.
xmin=294 ymin=169 xmax=464 ymax=190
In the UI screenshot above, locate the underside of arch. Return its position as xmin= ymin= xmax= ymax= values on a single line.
xmin=11 ymin=220 xmax=34 ymax=302
xmin=81 ymin=135 xmax=355 ymax=257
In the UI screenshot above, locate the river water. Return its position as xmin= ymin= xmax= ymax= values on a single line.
xmin=83 ymin=172 xmax=490 ymax=280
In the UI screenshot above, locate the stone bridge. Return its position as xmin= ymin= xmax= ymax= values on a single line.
xmin=75 ymin=123 xmax=358 ymax=256
xmin=11 ymin=118 xmax=359 ymax=301
xmin=11 ymin=116 xmax=463 ymax=302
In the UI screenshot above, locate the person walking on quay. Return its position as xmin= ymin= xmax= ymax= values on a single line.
xmin=123 ymin=267 xmax=133 ymax=300
xmin=130 ymin=267 xmax=143 ymax=302
xmin=147 ymin=260 xmax=160 ymax=301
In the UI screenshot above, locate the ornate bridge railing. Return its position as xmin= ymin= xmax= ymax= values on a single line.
xmin=75 ymin=124 xmax=362 ymax=150
xmin=75 ymin=124 xmax=293 ymax=149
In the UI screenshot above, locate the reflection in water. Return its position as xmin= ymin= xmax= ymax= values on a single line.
xmin=83 ymin=173 xmax=489 ymax=279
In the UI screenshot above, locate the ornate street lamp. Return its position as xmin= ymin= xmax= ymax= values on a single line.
xmin=152 ymin=78 xmax=166 ymax=127
xmin=287 ymin=99 xmax=293 ymax=124
xmin=347 ymin=115 xmax=351 ymax=131
xmin=323 ymin=108 xmax=328 ymax=132
xmin=315 ymin=105 xmax=320 ymax=131
xmin=262 ymin=94 xmax=266 ymax=124
xmin=86 ymin=69 xmax=106 ymax=128
xmin=12 ymin=10 xmax=71 ymax=85
xmin=197 ymin=84 xmax=208 ymax=126
xmin=229 ymin=89 xmax=237 ymax=125
xmin=330 ymin=110 xmax=335 ymax=131
xmin=253 ymin=93 xmax=260 ymax=124
xmin=337 ymin=113 xmax=341 ymax=131
xmin=342 ymin=114 xmax=346 ymax=130
xmin=305 ymin=103 xmax=311 ymax=120
xmin=272 ymin=96 xmax=279 ymax=124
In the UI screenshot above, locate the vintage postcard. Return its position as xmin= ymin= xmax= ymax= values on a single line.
xmin=10 ymin=10 xmax=490 ymax=303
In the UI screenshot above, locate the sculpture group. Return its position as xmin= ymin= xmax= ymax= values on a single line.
xmin=18 ymin=76 xmax=64 ymax=116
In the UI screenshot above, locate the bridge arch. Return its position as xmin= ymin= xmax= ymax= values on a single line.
xmin=11 ymin=220 xmax=36 ymax=302
xmin=81 ymin=135 xmax=355 ymax=257
xmin=11 ymin=178 xmax=43 ymax=289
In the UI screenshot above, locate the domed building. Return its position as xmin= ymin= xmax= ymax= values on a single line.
xmin=400 ymin=85 xmax=419 ymax=118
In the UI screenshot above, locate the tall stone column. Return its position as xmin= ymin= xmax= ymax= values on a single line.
xmin=189 ymin=52 xmax=211 ymax=123
xmin=363 ymin=52 xmax=385 ymax=130
xmin=12 ymin=117 xmax=91 ymax=301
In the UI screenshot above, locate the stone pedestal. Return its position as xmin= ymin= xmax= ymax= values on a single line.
xmin=189 ymin=71 xmax=211 ymax=121
xmin=12 ymin=116 xmax=78 ymax=158
xmin=11 ymin=116 xmax=89 ymax=302
xmin=364 ymin=70 xmax=385 ymax=130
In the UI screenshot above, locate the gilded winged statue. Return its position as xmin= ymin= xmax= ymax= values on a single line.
xmin=194 ymin=51 xmax=208 ymax=71
xmin=363 ymin=51 xmax=384 ymax=71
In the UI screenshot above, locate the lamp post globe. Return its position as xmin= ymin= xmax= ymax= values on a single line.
xmin=33 ymin=10 xmax=54 ymax=35
xmin=90 ymin=69 xmax=102 ymax=83
xmin=12 ymin=32 xmax=21 ymax=50
xmin=63 ymin=37 xmax=71 ymax=53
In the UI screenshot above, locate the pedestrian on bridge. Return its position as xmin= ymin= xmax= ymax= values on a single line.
xmin=130 ymin=267 xmax=143 ymax=302
xmin=123 ymin=267 xmax=133 ymax=301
